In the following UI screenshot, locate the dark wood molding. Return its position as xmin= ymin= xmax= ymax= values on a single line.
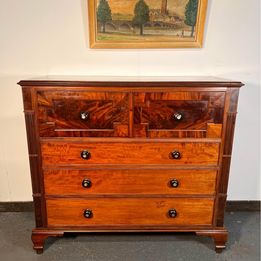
xmin=0 ymin=200 xmax=259 ymax=212
xmin=23 ymin=97 xmax=46 ymax=227
xmin=18 ymin=79 xmax=244 ymax=88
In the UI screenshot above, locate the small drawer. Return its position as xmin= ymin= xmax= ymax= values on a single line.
xmin=37 ymin=90 xmax=129 ymax=137
xmin=46 ymin=198 xmax=214 ymax=227
xmin=41 ymin=141 xmax=220 ymax=166
xmin=44 ymin=169 xmax=217 ymax=196
xmin=134 ymin=92 xmax=225 ymax=138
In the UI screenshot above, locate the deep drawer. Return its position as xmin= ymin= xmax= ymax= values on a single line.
xmin=46 ymin=198 xmax=214 ymax=227
xmin=44 ymin=169 xmax=217 ymax=196
xmin=41 ymin=141 xmax=220 ymax=166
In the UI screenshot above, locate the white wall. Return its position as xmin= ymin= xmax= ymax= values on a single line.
xmin=0 ymin=0 xmax=260 ymax=201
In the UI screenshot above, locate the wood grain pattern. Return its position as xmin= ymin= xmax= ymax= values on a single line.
xmin=18 ymin=78 xmax=243 ymax=253
xmin=32 ymin=196 xmax=44 ymax=228
xmin=22 ymin=87 xmax=33 ymax=110
xmin=206 ymin=124 xmax=222 ymax=138
xmin=219 ymin=157 xmax=231 ymax=194
xmin=29 ymin=156 xmax=41 ymax=194
xmin=41 ymin=141 xmax=220 ymax=166
xmin=37 ymin=91 xmax=129 ymax=137
xmin=44 ymin=169 xmax=217 ymax=196
xmin=228 ymin=88 xmax=240 ymax=113
xmin=148 ymin=129 xmax=207 ymax=138
xmin=18 ymin=76 xmax=244 ymax=88
xmin=215 ymin=194 xmax=227 ymax=227
xmin=24 ymin=112 xmax=38 ymax=154
xmin=133 ymin=92 xmax=225 ymax=138
xmin=32 ymin=227 xmax=227 ymax=254
xmin=46 ymin=198 xmax=214 ymax=226
xmin=24 ymin=111 xmax=45 ymax=227
xmin=196 ymin=229 xmax=228 ymax=253
xmin=215 ymin=88 xmax=240 ymax=226
xmin=32 ymin=230 xmax=64 ymax=254
xmin=223 ymin=114 xmax=237 ymax=155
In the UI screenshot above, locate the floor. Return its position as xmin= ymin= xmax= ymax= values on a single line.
xmin=0 ymin=211 xmax=259 ymax=261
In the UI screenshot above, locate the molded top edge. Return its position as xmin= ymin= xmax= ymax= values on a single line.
xmin=18 ymin=76 xmax=244 ymax=87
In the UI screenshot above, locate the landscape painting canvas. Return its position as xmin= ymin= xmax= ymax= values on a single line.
xmin=88 ymin=0 xmax=208 ymax=48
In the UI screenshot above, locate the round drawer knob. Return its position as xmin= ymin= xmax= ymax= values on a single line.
xmin=171 ymin=151 xmax=181 ymax=159
xmin=168 ymin=209 xmax=177 ymax=218
xmin=173 ymin=112 xmax=183 ymax=121
xmin=170 ymin=179 xmax=179 ymax=188
xmin=80 ymin=111 xmax=90 ymax=120
xmin=81 ymin=150 xmax=91 ymax=160
xmin=82 ymin=179 xmax=92 ymax=188
xmin=83 ymin=209 xmax=93 ymax=218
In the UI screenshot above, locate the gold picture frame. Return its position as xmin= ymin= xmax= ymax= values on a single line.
xmin=88 ymin=0 xmax=208 ymax=49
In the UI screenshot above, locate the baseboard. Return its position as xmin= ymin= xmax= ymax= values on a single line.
xmin=225 ymin=201 xmax=260 ymax=212
xmin=0 ymin=201 xmax=260 ymax=212
xmin=0 ymin=201 xmax=34 ymax=212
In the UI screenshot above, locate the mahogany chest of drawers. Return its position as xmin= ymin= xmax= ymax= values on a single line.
xmin=19 ymin=77 xmax=243 ymax=253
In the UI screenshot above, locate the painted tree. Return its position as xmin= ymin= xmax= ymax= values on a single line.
xmin=97 ymin=0 xmax=112 ymax=33
xmin=132 ymin=0 xmax=150 ymax=35
xmin=184 ymin=0 xmax=198 ymax=37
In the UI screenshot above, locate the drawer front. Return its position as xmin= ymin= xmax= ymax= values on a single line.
xmin=37 ymin=91 xmax=129 ymax=137
xmin=41 ymin=141 xmax=220 ymax=166
xmin=134 ymin=92 xmax=225 ymax=138
xmin=46 ymin=198 xmax=214 ymax=226
xmin=44 ymin=169 xmax=217 ymax=195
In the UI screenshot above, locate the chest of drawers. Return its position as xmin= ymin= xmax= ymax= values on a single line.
xmin=19 ymin=77 xmax=243 ymax=254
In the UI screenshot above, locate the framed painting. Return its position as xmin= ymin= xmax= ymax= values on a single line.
xmin=88 ymin=0 xmax=208 ymax=49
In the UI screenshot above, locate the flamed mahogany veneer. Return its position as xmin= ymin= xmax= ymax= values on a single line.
xmin=19 ymin=76 xmax=243 ymax=254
